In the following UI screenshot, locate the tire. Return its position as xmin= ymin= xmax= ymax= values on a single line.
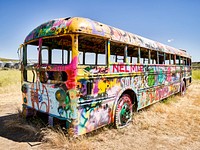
xmin=180 ymin=80 xmax=186 ymax=95
xmin=115 ymin=94 xmax=133 ymax=128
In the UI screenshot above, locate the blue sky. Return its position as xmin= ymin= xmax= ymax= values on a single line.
xmin=0 ymin=0 xmax=199 ymax=62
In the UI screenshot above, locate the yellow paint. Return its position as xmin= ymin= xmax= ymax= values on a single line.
xmin=98 ymin=80 xmax=107 ymax=94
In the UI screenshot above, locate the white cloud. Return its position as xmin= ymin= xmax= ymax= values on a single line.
xmin=167 ymin=39 xmax=174 ymax=43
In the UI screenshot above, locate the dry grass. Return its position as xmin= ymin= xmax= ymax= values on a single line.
xmin=39 ymin=80 xmax=200 ymax=150
xmin=41 ymin=128 xmax=92 ymax=150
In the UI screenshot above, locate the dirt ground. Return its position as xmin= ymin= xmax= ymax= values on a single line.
xmin=0 ymin=81 xmax=200 ymax=150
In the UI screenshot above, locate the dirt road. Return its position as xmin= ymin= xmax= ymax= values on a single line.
xmin=0 ymin=81 xmax=199 ymax=150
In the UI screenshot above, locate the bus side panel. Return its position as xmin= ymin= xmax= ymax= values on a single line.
xmin=137 ymin=83 xmax=180 ymax=109
xmin=137 ymin=65 xmax=181 ymax=109
xmin=76 ymin=76 xmax=122 ymax=135
xmin=76 ymin=98 xmax=115 ymax=135
xmin=22 ymin=81 xmax=79 ymax=121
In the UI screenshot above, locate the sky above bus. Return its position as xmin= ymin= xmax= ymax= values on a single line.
xmin=0 ymin=0 xmax=199 ymax=62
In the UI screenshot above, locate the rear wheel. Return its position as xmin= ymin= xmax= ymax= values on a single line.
xmin=115 ymin=94 xmax=133 ymax=128
xmin=180 ymin=80 xmax=186 ymax=95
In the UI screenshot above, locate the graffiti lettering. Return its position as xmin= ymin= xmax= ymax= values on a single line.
xmin=112 ymin=64 xmax=143 ymax=73
xmin=78 ymin=102 xmax=112 ymax=134
xmin=121 ymin=77 xmax=134 ymax=88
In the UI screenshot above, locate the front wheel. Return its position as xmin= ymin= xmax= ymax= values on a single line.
xmin=115 ymin=94 xmax=133 ymax=128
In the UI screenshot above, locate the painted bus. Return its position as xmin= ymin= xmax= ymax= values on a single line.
xmin=19 ymin=17 xmax=192 ymax=135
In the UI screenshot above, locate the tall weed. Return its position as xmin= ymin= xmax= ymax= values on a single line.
xmin=0 ymin=69 xmax=21 ymax=93
xmin=192 ymin=70 xmax=200 ymax=80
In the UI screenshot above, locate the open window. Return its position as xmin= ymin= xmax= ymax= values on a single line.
xmin=27 ymin=45 xmax=38 ymax=65
xmin=187 ymin=58 xmax=191 ymax=66
xmin=78 ymin=35 xmax=106 ymax=66
xmin=170 ymin=54 xmax=175 ymax=65
xmin=158 ymin=52 xmax=164 ymax=64
xmin=182 ymin=57 xmax=187 ymax=65
xmin=34 ymin=36 xmax=73 ymax=65
xmin=165 ymin=53 xmax=170 ymax=65
xmin=110 ymin=42 xmax=125 ymax=63
xmin=176 ymin=55 xmax=181 ymax=65
xmin=150 ymin=50 xmax=157 ymax=64
xmin=140 ymin=48 xmax=149 ymax=64
xmin=127 ymin=46 xmax=138 ymax=64
xmin=85 ymin=52 xmax=96 ymax=65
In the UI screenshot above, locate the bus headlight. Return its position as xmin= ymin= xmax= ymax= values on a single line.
xmin=55 ymin=89 xmax=66 ymax=102
xmin=21 ymin=84 xmax=28 ymax=93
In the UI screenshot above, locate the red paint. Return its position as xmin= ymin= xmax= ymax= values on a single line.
xmin=65 ymin=56 xmax=78 ymax=89
xmin=112 ymin=64 xmax=143 ymax=73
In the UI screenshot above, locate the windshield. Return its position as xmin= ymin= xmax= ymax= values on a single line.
xmin=26 ymin=36 xmax=72 ymax=66
xmin=23 ymin=36 xmax=72 ymax=83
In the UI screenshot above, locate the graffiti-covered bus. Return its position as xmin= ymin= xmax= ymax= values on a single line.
xmin=19 ymin=17 xmax=192 ymax=135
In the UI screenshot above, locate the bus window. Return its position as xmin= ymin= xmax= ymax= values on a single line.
xmin=170 ymin=54 xmax=175 ymax=65
xmin=110 ymin=54 xmax=124 ymax=63
xmin=182 ymin=57 xmax=187 ymax=65
xmin=150 ymin=50 xmax=157 ymax=64
xmin=85 ymin=52 xmax=96 ymax=65
xmin=98 ymin=54 xmax=106 ymax=65
xmin=78 ymin=51 xmax=83 ymax=64
xmin=165 ymin=53 xmax=170 ymax=65
xmin=52 ymin=49 xmax=70 ymax=64
xmin=180 ymin=57 xmax=183 ymax=65
xmin=189 ymin=59 xmax=191 ymax=66
xmin=187 ymin=58 xmax=191 ymax=66
xmin=27 ymin=45 xmax=38 ymax=65
xmin=110 ymin=55 xmax=116 ymax=63
xmin=110 ymin=42 xmax=124 ymax=63
xmin=140 ymin=48 xmax=149 ymax=64
xmin=181 ymin=57 xmax=184 ymax=65
xmin=116 ymin=55 xmax=124 ymax=63
xmin=41 ymin=49 xmax=48 ymax=64
xmin=52 ymin=49 xmax=61 ymax=64
xmin=176 ymin=55 xmax=180 ymax=65
xmin=158 ymin=52 xmax=164 ymax=64
xmin=127 ymin=56 xmax=137 ymax=64
xmin=78 ymin=35 xmax=105 ymax=66
xmin=127 ymin=47 xmax=138 ymax=64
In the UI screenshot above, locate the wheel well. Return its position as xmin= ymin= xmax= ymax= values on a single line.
xmin=122 ymin=89 xmax=138 ymax=109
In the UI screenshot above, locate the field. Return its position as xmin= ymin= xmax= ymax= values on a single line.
xmin=0 ymin=69 xmax=200 ymax=150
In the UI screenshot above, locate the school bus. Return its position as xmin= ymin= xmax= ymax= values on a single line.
xmin=19 ymin=17 xmax=192 ymax=135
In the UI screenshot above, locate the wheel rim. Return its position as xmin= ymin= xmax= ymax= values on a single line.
xmin=115 ymin=94 xmax=133 ymax=128
xmin=120 ymin=103 xmax=132 ymax=125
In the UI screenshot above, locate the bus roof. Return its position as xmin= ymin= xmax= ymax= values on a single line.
xmin=24 ymin=17 xmax=191 ymax=58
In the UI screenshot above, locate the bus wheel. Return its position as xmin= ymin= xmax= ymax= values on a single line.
xmin=115 ymin=94 xmax=133 ymax=128
xmin=181 ymin=80 xmax=186 ymax=95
